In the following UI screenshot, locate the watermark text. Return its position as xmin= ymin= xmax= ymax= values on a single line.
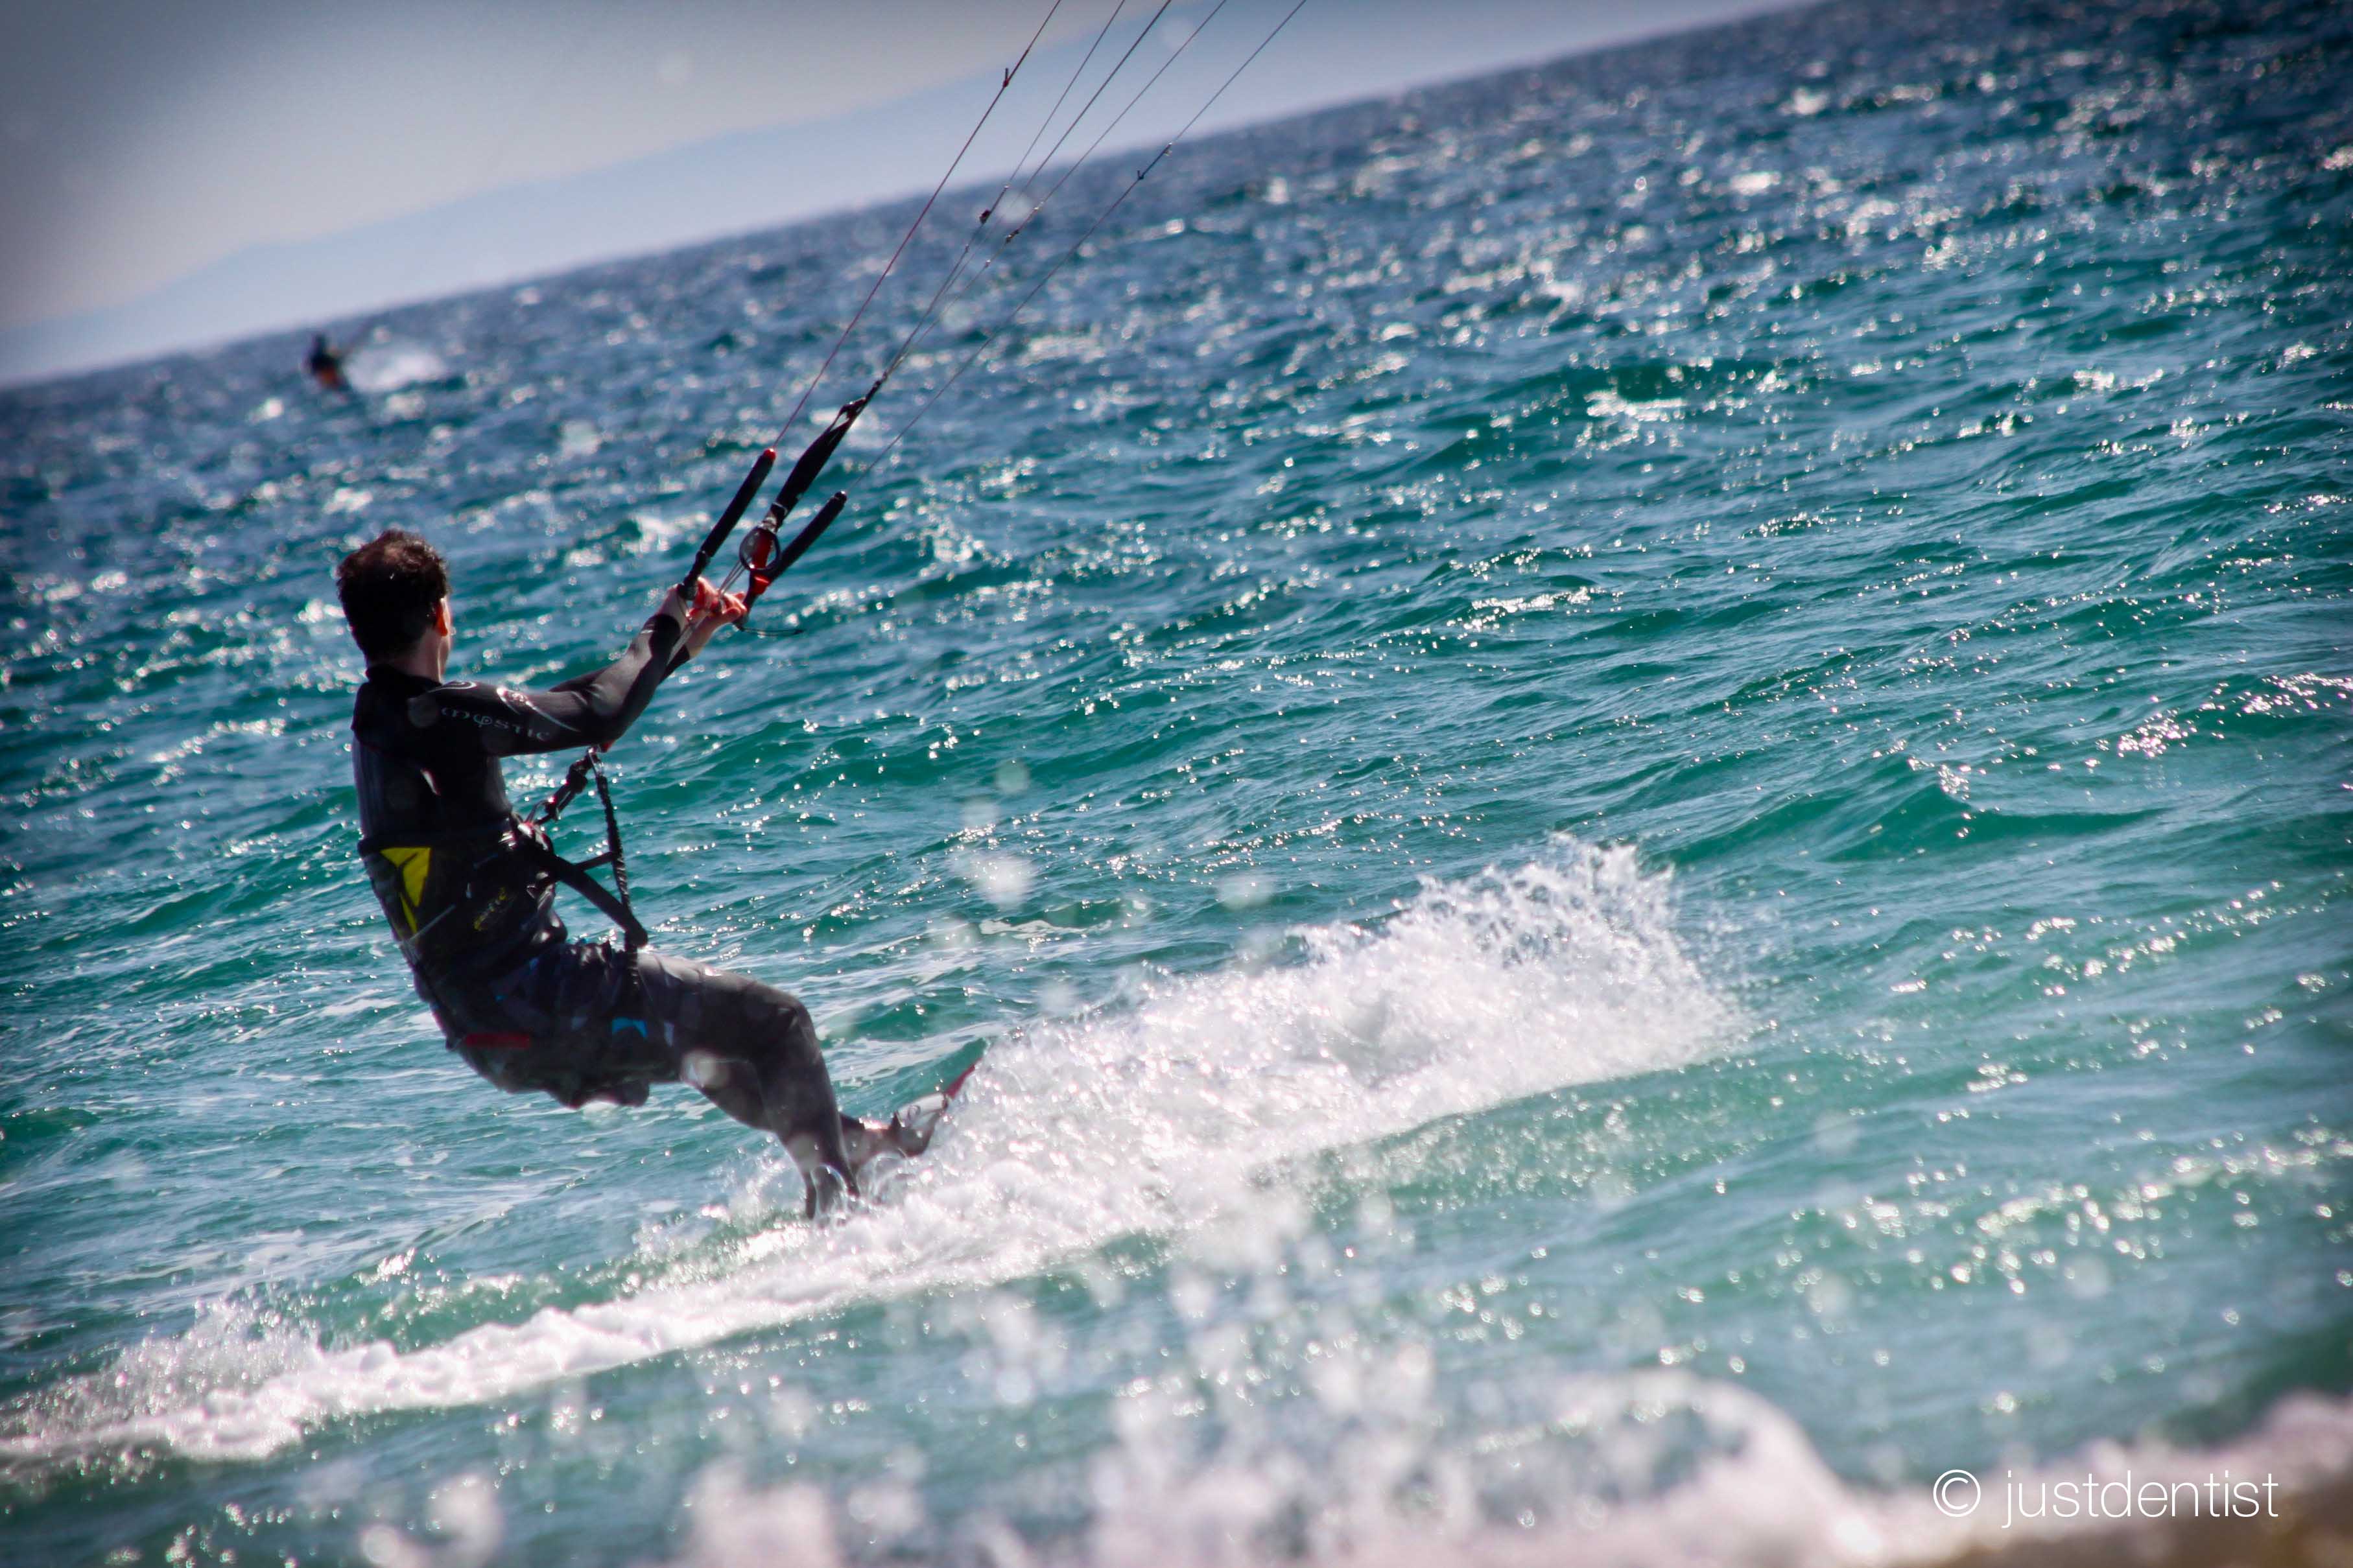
xmin=1931 ymin=1469 xmax=2278 ymax=1528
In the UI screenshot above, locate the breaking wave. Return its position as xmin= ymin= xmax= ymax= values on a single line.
xmin=3 ymin=840 xmax=1732 ymax=1468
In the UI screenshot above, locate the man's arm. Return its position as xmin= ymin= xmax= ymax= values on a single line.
xmin=419 ymin=582 xmax=739 ymax=757
xmin=545 ymin=613 xmax=681 ymax=740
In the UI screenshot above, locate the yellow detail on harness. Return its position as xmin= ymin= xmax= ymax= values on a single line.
xmin=378 ymin=845 xmax=433 ymax=929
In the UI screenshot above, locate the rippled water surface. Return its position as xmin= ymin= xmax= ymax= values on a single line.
xmin=3 ymin=0 xmax=2350 ymax=1563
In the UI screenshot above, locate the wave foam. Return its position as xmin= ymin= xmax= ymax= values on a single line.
xmin=639 ymin=1377 xmax=2353 ymax=1568
xmin=2 ymin=841 xmax=1728 ymax=1468
xmin=344 ymin=343 xmax=449 ymax=393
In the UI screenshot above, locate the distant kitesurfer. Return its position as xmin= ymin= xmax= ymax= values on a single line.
xmin=335 ymin=529 xmax=938 ymax=1213
xmin=307 ymin=333 xmax=348 ymax=392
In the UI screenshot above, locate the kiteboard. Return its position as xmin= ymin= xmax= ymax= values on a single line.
xmin=845 ymin=1052 xmax=984 ymax=1182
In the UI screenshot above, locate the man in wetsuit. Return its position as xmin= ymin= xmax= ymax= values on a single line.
xmin=307 ymin=333 xmax=347 ymax=392
xmin=337 ymin=528 xmax=924 ymax=1212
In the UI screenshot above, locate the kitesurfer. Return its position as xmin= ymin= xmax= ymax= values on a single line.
xmin=335 ymin=528 xmax=932 ymax=1213
xmin=307 ymin=333 xmax=348 ymax=392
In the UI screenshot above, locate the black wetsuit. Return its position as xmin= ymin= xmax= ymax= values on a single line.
xmin=307 ymin=335 xmax=346 ymax=390
xmin=349 ymin=609 xmax=858 ymax=1189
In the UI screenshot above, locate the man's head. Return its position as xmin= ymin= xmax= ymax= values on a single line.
xmin=336 ymin=529 xmax=450 ymax=662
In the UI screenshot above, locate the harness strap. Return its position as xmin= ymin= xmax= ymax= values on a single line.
xmin=530 ymin=751 xmax=647 ymax=954
xmin=590 ymin=755 xmax=641 ymax=950
xmin=510 ymin=830 xmax=649 ymax=951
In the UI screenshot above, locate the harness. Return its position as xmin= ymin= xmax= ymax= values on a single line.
xmin=354 ymin=756 xmax=644 ymax=994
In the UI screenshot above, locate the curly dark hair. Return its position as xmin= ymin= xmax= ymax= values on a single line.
xmin=335 ymin=529 xmax=449 ymax=660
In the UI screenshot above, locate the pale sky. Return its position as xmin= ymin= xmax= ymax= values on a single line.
xmin=1 ymin=0 xmax=1803 ymax=378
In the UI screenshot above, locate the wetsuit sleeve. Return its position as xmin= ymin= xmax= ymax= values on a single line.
xmin=423 ymin=613 xmax=684 ymax=756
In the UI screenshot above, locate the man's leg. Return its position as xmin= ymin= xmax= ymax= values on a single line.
xmin=626 ymin=950 xmax=866 ymax=1211
xmin=449 ymin=943 xmax=915 ymax=1213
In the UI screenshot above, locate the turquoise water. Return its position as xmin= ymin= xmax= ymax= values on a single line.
xmin=4 ymin=0 xmax=2350 ymax=1562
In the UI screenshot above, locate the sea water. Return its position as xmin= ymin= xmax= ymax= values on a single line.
xmin=2 ymin=0 xmax=2348 ymax=1562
